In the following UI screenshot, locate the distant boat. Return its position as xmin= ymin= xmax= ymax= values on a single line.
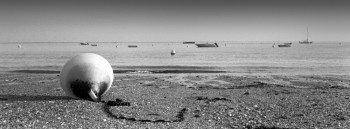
xmin=278 ymin=43 xmax=292 ymax=47
xmin=195 ymin=43 xmax=219 ymax=47
xmin=91 ymin=44 xmax=98 ymax=46
xmin=171 ymin=49 xmax=176 ymax=56
xmin=80 ymin=42 xmax=89 ymax=45
xmin=128 ymin=45 xmax=138 ymax=48
xmin=299 ymin=27 xmax=312 ymax=44
xmin=183 ymin=41 xmax=195 ymax=44
xmin=18 ymin=45 xmax=21 ymax=48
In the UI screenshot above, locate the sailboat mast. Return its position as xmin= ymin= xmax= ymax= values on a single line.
xmin=306 ymin=27 xmax=309 ymax=41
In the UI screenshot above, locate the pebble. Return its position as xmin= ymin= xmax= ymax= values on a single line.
xmin=243 ymin=91 xmax=250 ymax=95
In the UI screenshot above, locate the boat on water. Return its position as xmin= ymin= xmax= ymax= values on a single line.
xmin=277 ymin=42 xmax=292 ymax=47
xmin=91 ymin=44 xmax=98 ymax=46
xmin=299 ymin=28 xmax=312 ymax=44
xmin=195 ymin=43 xmax=219 ymax=47
xmin=80 ymin=42 xmax=89 ymax=45
xmin=128 ymin=45 xmax=138 ymax=48
xmin=183 ymin=41 xmax=195 ymax=44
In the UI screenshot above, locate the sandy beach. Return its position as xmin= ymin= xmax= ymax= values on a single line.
xmin=1 ymin=71 xmax=350 ymax=128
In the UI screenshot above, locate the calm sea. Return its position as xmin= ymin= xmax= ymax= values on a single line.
xmin=0 ymin=42 xmax=349 ymax=74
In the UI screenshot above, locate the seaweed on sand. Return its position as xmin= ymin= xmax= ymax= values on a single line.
xmin=101 ymin=98 xmax=188 ymax=123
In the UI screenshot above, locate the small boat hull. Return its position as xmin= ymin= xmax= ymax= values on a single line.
xmin=195 ymin=43 xmax=219 ymax=47
xmin=80 ymin=42 xmax=89 ymax=45
xmin=299 ymin=41 xmax=312 ymax=44
xmin=278 ymin=44 xmax=291 ymax=47
xmin=277 ymin=42 xmax=292 ymax=47
xmin=183 ymin=42 xmax=195 ymax=44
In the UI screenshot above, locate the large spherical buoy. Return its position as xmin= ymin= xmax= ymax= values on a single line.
xmin=60 ymin=53 xmax=114 ymax=101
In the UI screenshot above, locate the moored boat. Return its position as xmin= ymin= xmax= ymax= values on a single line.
xmin=299 ymin=27 xmax=312 ymax=44
xmin=277 ymin=43 xmax=292 ymax=47
xmin=183 ymin=41 xmax=195 ymax=44
xmin=80 ymin=42 xmax=89 ymax=45
xmin=128 ymin=45 xmax=138 ymax=48
xmin=195 ymin=43 xmax=219 ymax=47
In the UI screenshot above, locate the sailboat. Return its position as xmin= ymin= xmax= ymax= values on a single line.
xmin=299 ymin=27 xmax=312 ymax=44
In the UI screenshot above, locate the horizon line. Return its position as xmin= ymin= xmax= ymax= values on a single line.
xmin=0 ymin=40 xmax=348 ymax=44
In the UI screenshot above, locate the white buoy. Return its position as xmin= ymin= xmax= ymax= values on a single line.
xmin=60 ymin=53 xmax=114 ymax=101
xmin=171 ymin=49 xmax=176 ymax=56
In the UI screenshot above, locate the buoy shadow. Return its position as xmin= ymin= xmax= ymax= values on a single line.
xmin=10 ymin=70 xmax=60 ymax=74
xmin=0 ymin=94 xmax=77 ymax=101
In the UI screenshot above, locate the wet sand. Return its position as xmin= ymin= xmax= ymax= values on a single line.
xmin=1 ymin=72 xmax=350 ymax=128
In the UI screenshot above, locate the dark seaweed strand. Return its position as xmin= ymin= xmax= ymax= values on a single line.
xmin=101 ymin=99 xmax=188 ymax=123
xmin=101 ymin=99 xmax=292 ymax=128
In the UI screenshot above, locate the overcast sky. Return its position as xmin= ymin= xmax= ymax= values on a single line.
xmin=0 ymin=0 xmax=349 ymax=42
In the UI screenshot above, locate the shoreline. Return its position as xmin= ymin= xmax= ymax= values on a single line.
xmin=1 ymin=65 xmax=349 ymax=75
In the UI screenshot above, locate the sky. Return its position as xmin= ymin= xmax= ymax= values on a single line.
xmin=0 ymin=0 xmax=349 ymax=42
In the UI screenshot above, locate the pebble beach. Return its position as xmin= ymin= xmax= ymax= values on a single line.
xmin=1 ymin=71 xmax=350 ymax=128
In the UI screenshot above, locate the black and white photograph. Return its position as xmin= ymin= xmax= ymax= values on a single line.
xmin=0 ymin=0 xmax=350 ymax=128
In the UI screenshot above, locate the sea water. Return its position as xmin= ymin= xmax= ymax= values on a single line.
xmin=0 ymin=42 xmax=349 ymax=74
